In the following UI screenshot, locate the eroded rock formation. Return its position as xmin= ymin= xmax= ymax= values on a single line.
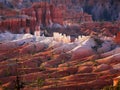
xmin=0 ymin=1 xmax=93 ymax=33
xmin=0 ymin=32 xmax=119 ymax=90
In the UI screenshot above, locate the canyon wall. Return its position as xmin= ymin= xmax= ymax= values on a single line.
xmin=0 ymin=2 xmax=64 ymax=33
xmin=0 ymin=1 xmax=93 ymax=33
xmin=1 ymin=0 xmax=120 ymax=21
xmin=49 ymin=0 xmax=120 ymax=21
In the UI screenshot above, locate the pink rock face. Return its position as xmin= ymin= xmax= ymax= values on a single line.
xmin=19 ymin=42 xmax=45 ymax=55
xmin=94 ymin=64 xmax=112 ymax=72
xmin=36 ymin=8 xmax=42 ymax=24
xmin=0 ymin=42 xmax=19 ymax=51
xmin=71 ymin=47 xmax=95 ymax=60
xmin=101 ymin=48 xmax=120 ymax=58
xmin=25 ymin=2 xmax=64 ymax=25
xmin=97 ymin=53 xmax=120 ymax=65
xmin=78 ymin=66 xmax=93 ymax=73
xmin=53 ymin=44 xmax=77 ymax=54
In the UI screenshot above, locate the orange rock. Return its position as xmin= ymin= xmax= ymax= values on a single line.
xmin=94 ymin=64 xmax=112 ymax=72
xmin=78 ymin=66 xmax=93 ymax=73
xmin=113 ymin=76 xmax=120 ymax=86
xmin=114 ymin=32 xmax=120 ymax=44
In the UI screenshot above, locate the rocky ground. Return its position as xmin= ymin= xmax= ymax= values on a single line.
xmin=0 ymin=24 xmax=120 ymax=90
xmin=0 ymin=1 xmax=120 ymax=90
